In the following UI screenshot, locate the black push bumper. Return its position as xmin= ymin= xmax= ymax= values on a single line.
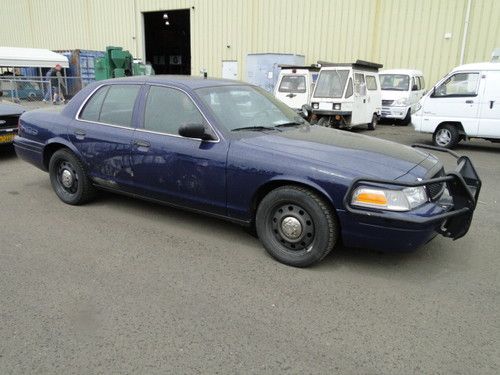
xmin=343 ymin=144 xmax=481 ymax=240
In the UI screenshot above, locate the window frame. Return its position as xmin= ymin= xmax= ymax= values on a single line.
xmin=431 ymin=72 xmax=480 ymax=98
xmin=137 ymin=83 xmax=220 ymax=143
xmin=76 ymin=83 xmax=141 ymax=129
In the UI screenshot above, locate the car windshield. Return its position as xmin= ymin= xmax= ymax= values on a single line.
xmin=380 ymin=74 xmax=410 ymax=91
xmin=278 ymin=75 xmax=306 ymax=93
xmin=313 ymin=70 xmax=349 ymax=98
xmin=195 ymin=85 xmax=305 ymax=131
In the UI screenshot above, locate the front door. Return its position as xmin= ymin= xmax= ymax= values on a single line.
xmin=130 ymin=85 xmax=228 ymax=215
xmin=478 ymin=71 xmax=500 ymax=138
xmin=425 ymin=71 xmax=482 ymax=136
xmin=71 ymin=84 xmax=141 ymax=189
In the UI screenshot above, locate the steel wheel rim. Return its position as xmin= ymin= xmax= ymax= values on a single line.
xmin=436 ymin=129 xmax=451 ymax=146
xmin=57 ymin=160 xmax=78 ymax=194
xmin=270 ymin=203 xmax=315 ymax=251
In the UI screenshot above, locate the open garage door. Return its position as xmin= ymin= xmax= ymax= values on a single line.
xmin=143 ymin=9 xmax=191 ymax=75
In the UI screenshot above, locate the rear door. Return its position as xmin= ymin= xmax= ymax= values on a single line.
xmin=274 ymin=71 xmax=309 ymax=109
xmin=71 ymin=84 xmax=141 ymax=189
xmin=478 ymin=71 xmax=500 ymax=138
xmin=352 ymin=72 xmax=368 ymax=125
xmin=365 ymin=74 xmax=381 ymax=117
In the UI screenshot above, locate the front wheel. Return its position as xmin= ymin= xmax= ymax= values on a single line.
xmin=49 ymin=149 xmax=96 ymax=205
xmin=256 ymin=186 xmax=338 ymax=267
xmin=433 ymin=125 xmax=460 ymax=149
xmin=401 ymin=109 xmax=411 ymax=126
xmin=368 ymin=114 xmax=378 ymax=130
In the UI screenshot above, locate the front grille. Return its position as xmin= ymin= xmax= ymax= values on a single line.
xmin=426 ymin=168 xmax=446 ymax=201
xmin=0 ymin=115 xmax=19 ymax=130
xmin=382 ymin=100 xmax=394 ymax=106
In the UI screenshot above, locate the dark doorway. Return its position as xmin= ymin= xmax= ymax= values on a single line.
xmin=143 ymin=9 xmax=191 ymax=75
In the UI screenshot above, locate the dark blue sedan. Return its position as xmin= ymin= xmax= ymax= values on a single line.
xmin=14 ymin=76 xmax=481 ymax=267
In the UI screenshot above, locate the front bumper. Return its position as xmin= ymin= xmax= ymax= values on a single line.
xmin=342 ymin=144 xmax=481 ymax=250
xmin=380 ymin=106 xmax=408 ymax=119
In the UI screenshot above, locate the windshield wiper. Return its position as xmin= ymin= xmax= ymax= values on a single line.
xmin=275 ymin=116 xmax=306 ymax=128
xmin=231 ymin=125 xmax=282 ymax=132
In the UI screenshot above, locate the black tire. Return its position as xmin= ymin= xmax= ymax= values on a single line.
xmin=317 ymin=116 xmax=331 ymax=127
xmin=401 ymin=109 xmax=411 ymax=126
xmin=368 ymin=114 xmax=378 ymax=130
xmin=433 ymin=124 xmax=460 ymax=149
xmin=48 ymin=149 xmax=96 ymax=205
xmin=255 ymin=186 xmax=338 ymax=267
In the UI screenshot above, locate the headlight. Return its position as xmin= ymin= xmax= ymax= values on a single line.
xmin=312 ymin=102 xmax=319 ymax=109
xmin=333 ymin=103 xmax=341 ymax=110
xmin=351 ymin=186 xmax=428 ymax=211
xmin=392 ymin=98 xmax=409 ymax=106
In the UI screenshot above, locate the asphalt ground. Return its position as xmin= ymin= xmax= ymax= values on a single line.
xmin=0 ymin=124 xmax=499 ymax=374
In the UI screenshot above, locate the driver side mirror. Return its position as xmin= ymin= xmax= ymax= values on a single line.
xmin=178 ymin=123 xmax=215 ymax=141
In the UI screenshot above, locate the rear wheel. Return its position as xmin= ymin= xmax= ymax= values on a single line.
xmin=433 ymin=124 xmax=460 ymax=149
xmin=256 ymin=186 xmax=338 ymax=267
xmin=368 ymin=114 xmax=378 ymax=130
xmin=49 ymin=149 xmax=96 ymax=205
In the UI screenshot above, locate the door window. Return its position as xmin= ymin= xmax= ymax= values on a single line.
xmin=144 ymin=86 xmax=205 ymax=135
xmin=345 ymin=78 xmax=353 ymax=98
xmin=418 ymin=76 xmax=425 ymax=90
xmin=354 ymin=73 xmax=366 ymax=96
xmin=434 ymin=73 xmax=480 ymax=97
xmin=80 ymin=84 xmax=140 ymax=127
xmin=366 ymin=75 xmax=377 ymax=90
xmin=80 ymin=86 xmax=109 ymax=122
xmin=411 ymin=77 xmax=419 ymax=91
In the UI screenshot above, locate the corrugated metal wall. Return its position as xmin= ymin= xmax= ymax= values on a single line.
xmin=1 ymin=0 xmax=498 ymax=85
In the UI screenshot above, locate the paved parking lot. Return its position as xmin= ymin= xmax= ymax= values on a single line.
xmin=0 ymin=124 xmax=499 ymax=374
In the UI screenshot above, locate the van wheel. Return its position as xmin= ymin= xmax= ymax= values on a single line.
xmin=401 ymin=109 xmax=411 ymax=125
xmin=433 ymin=125 xmax=459 ymax=149
xmin=49 ymin=149 xmax=96 ymax=205
xmin=368 ymin=114 xmax=378 ymax=130
xmin=255 ymin=186 xmax=338 ymax=267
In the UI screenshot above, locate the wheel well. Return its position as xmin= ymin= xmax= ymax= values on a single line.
xmin=42 ymin=143 xmax=67 ymax=170
xmin=251 ymin=180 xmax=336 ymax=217
xmin=436 ymin=121 xmax=466 ymax=137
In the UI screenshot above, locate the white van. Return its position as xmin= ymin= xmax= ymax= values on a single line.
xmin=379 ymin=69 xmax=425 ymax=125
xmin=309 ymin=60 xmax=382 ymax=130
xmin=413 ymin=62 xmax=500 ymax=148
xmin=274 ymin=66 xmax=319 ymax=110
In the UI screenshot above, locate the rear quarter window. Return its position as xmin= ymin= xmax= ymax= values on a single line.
xmin=278 ymin=75 xmax=306 ymax=93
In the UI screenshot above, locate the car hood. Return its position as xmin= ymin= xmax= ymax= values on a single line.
xmin=240 ymin=125 xmax=432 ymax=180
xmin=0 ymin=102 xmax=26 ymax=116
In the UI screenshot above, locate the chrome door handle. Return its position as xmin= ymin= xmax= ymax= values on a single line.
xmin=133 ymin=140 xmax=151 ymax=149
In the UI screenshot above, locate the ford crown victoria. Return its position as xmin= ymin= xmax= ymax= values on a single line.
xmin=14 ymin=76 xmax=481 ymax=267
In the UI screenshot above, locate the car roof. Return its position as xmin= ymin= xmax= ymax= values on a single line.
xmin=380 ymin=69 xmax=423 ymax=76
xmin=452 ymin=62 xmax=500 ymax=72
xmin=96 ymin=75 xmax=247 ymax=90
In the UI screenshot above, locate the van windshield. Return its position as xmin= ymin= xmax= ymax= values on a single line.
xmin=314 ymin=70 xmax=349 ymax=98
xmin=380 ymin=74 xmax=410 ymax=91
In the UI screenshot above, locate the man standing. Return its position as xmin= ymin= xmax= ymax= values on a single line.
xmin=43 ymin=64 xmax=66 ymax=104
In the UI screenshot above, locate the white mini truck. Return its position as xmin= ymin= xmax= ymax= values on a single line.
xmin=413 ymin=62 xmax=500 ymax=148
xmin=309 ymin=60 xmax=383 ymax=130
xmin=380 ymin=69 xmax=426 ymax=125
xmin=274 ymin=65 xmax=319 ymax=111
